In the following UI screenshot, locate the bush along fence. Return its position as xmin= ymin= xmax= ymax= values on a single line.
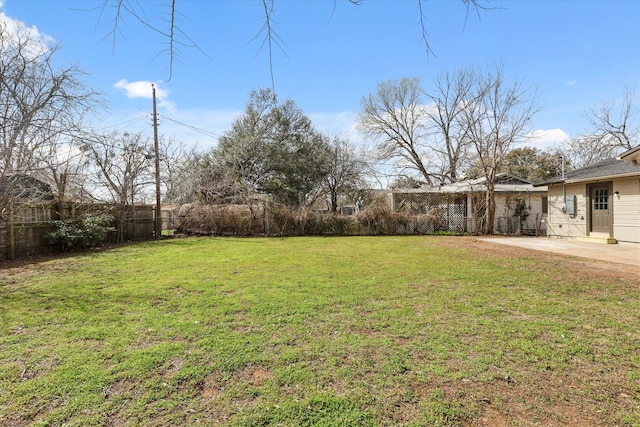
xmin=1 ymin=199 xmax=546 ymax=260
xmin=176 ymin=202 xmax=546 ymax=238
xmin=0 ymin=202 xmax=155 ymax=260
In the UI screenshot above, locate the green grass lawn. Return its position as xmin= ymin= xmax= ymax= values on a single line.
xmin=1 ymin=236 xmax=638 ymax=426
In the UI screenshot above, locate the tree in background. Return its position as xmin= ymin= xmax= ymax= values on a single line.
xmin=502 ymin=147 xmax=563 ymax=183
xmin=564 ymin=86 xmax=638 ymax=168
xmin=263 ymin=97 xmax=332 ymax=206
xmin=390 ymin=176 xmax=425 ymax=189
xmin=158 ymin=137 xmax=197 ymax=206
xmin=359 ymin=78 xmax=433 ymax=184
xmin=463 ymin=65 xmax=540 ymax=234
xmin=81 ymin=131 xmax=154 ymax=206
xmin=424 ymin=68 xmax=476 ymax=183
xmin=0 ymin=21 xmax=96 ymax=213
xmin=465 ymin=146 xmax=563 ymax=183
xmin=212 ymin=89 xmax=275 ymax=199
xmin=189 ymin=151 xmax=256 ymax=205
xmin=203 ymin=89 xmax=332 ymax=207
xmin=321 ymin=135 xmax=369 ymax=213
xmin=34 ymin=134 xmax=93 ymax=219
xmin=359 ymin=70 xmax=482 ymax=187
xmin=81 ymin=131 xmax=155 ymax=241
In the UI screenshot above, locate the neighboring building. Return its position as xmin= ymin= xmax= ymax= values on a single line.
xmin=536 ymin=146 xmax=640 ymax=244
xmin=392 ymin=173 xmax=548 ymax=234
xmin=0 ymin=174 xmax=54 ymax=202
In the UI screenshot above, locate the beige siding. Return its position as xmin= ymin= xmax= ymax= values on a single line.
xmin=528 ymin=193 xmax=549 ymax=231
xmin=613 ymin=178 xmax=640 ymax=243
xmin=546 ymin=178 xmax=640 ymax=243
xmin=496 ymin=192 xmax=547 ymax=231
xmin=464 ymin=192 xmax=548 ymax=233
xmin=546 ymin=183 xmax=587 ymax=238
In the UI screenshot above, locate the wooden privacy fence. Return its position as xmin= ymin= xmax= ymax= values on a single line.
xmin=0 ymin=203 xmax=156 ymax=260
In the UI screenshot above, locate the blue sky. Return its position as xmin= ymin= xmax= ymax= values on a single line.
xmin=2 ymin=0 xmax=639 ymax=153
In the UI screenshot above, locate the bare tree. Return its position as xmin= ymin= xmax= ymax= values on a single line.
xmin=82 ymin=131 xmax=154 ymax=205
xmin=424 ymin=68 xmax=476 ymax=183
xmin=564 ymin=86 xmax=638 ymax=168
xmin=158 ymin=137 xmax=198 ymax=205
xmin=463 ymin=65 xmax=540 ymax=234
xmin=322 ymin=135 xmax=369 ymax=213
xmin=81 ymin=131 xmax=155 ymax=241
xmin=359 ymin=72 xmax=477 ymax=186
xmin=0 ymin=21 xmax=96 ymax=214
xmin=34 ymin=134 xmax=93 ymax=219
xmin=586 ymin=85 xmax=637 ymax=149
xmin=359 ymin=77 xmax=433 ymax=184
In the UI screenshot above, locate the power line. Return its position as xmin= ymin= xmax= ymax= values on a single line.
xmin=158 ymin=114 xmax=221 ymax=140
xmin=92 ymin=116 xmax=149 ymax=133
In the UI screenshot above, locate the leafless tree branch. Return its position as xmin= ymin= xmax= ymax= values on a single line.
xmin=95 ymin=0 xmax=490 ymax=82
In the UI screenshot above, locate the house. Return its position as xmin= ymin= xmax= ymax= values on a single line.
xmin=392 ymin=173 xmax=548 ymax=234
xmin=535 ymin=146 xmax=640 ymax=244
xmin=0 ymin=174 xmax=55 ymax=202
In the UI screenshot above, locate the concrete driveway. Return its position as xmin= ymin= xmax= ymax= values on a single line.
xmin=479 ymin=237 xmax=640 ymax=269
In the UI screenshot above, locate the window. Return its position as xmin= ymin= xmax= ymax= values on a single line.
xmin=541 ymin=196 xmax=548 ymax=214
xmin=594 ymin=189 xmax=608 ymax=210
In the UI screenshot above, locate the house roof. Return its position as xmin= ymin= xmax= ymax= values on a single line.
xmin=468 ymin=173 xmax=534 ymax=186
xmin=0 ymin=175 xmax=55 ymax=201
xmin=394 ymin=173 xmax=547 ymax=194
xmin=438 ymin=173 xmax=544 ymax=193
xmin=618 ymin=145 xmax=640 ymax=162
xmin=536 ymin=154 xmax=640 ymax=186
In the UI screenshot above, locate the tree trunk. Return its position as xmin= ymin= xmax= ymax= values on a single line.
xmin=484 ymin=185 xmax=496 ymax=235
xmin=330 ymin=191 xmax=338 ymax=213
xmin=8 ymin=200 xmax=15 ymax=260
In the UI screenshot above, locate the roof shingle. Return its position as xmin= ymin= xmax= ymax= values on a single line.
xmin=536 ymin=156 xmax=640 ymax=186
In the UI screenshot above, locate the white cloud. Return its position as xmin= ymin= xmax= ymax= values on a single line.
xmin=309 ymin=111 xmax=359 ymax=135
xmin=113 ymin=79 xmax=167 ymax=99
xmin=525 ymin=128 xmax=570 ymax=150
xmin=0 ymin=12 xmax=55 ymax=57
xmin=113 ymin=79 xmax=175 ymax=111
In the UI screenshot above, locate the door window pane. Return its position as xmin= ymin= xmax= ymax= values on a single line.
xmin=594 ymin=189 xmax=608 ymax=210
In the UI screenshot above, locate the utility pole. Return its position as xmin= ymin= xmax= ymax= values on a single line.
xmin=152 ymin=84 xmax=161 ymax=239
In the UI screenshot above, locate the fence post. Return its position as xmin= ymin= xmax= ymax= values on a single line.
xmin=8 ymin=200 xmax=15 ymax=260
xmin=263 ymin=202 xmax=270 ymax=235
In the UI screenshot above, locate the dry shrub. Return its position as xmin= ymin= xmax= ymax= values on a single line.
xmin=261 ymin=205 xmax=361 ymax=236
xmin=356 ymin=195 xmax=457 ymax=235
xmin=267 ymin=205 xmax=306 ymax=236
xmin=176 ymin=198 xmax=459 ymax=238
xmin=177 ymin=203 xmax=265 ymax=236
xmin=355 ymin=195 xmax=396 ymax=235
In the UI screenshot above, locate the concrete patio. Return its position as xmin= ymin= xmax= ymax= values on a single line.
xmin=479 ymin=236 xmax=640 ymax=268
